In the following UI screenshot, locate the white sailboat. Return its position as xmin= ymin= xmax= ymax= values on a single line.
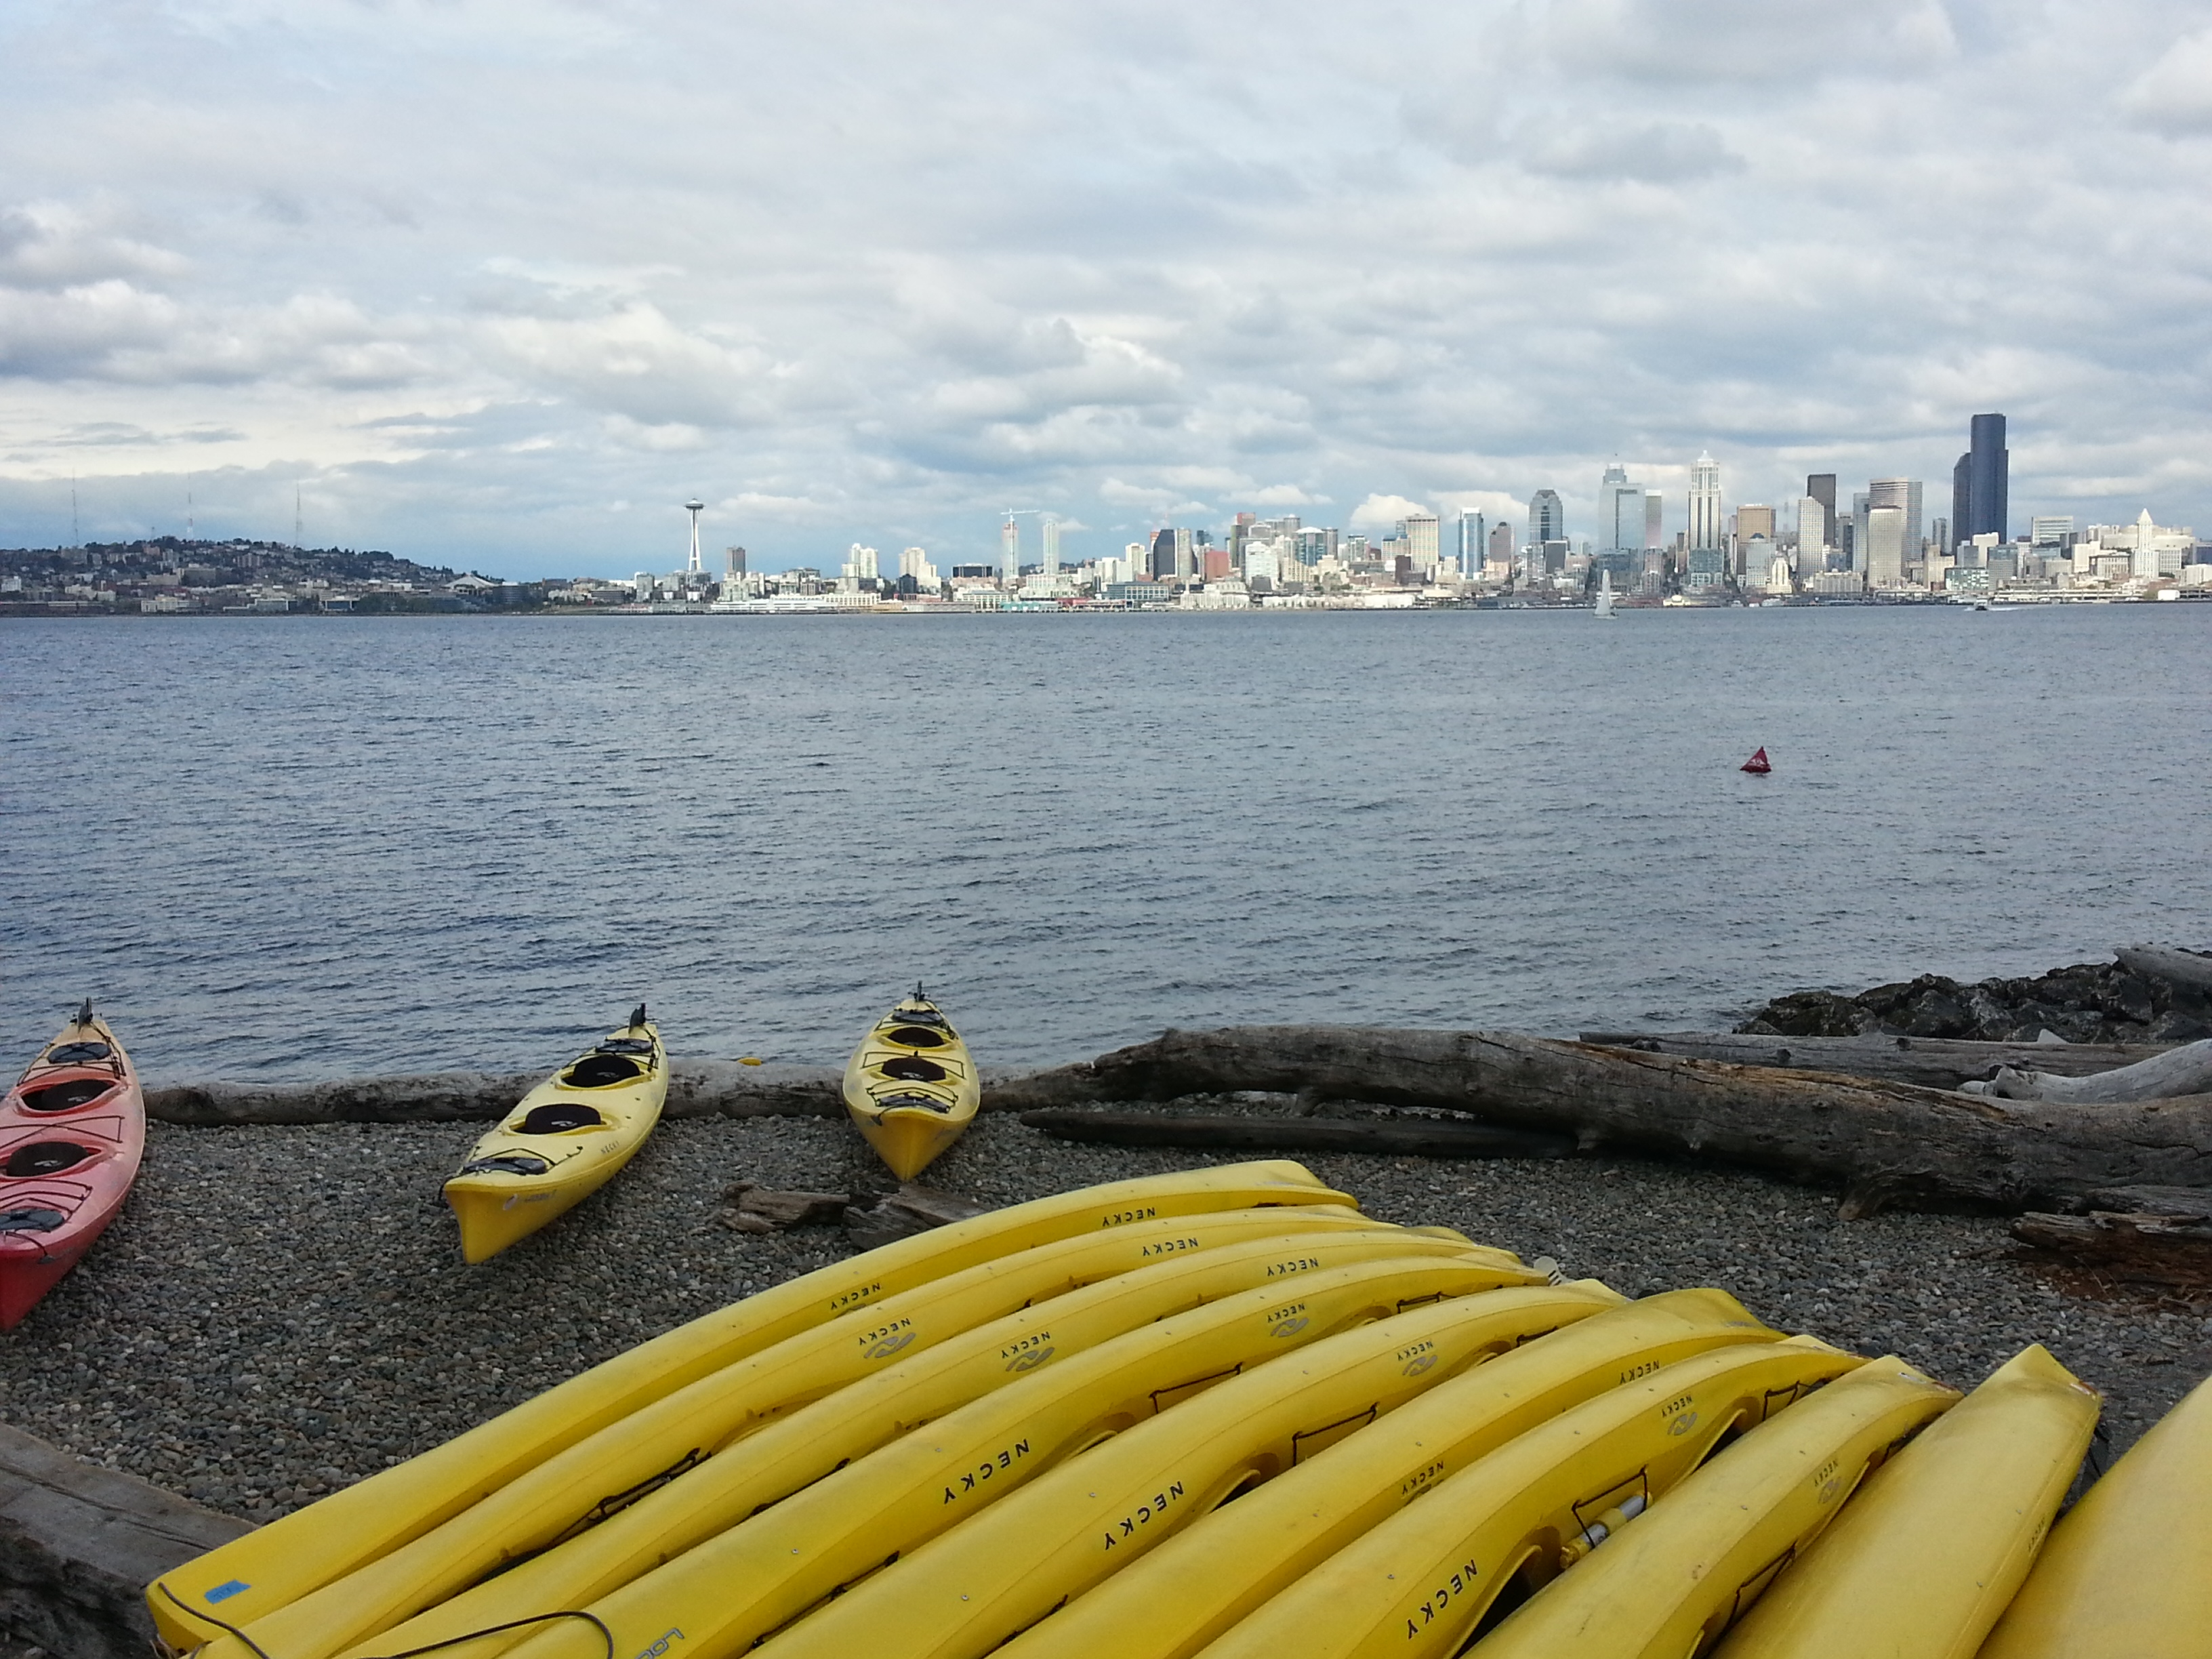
xmin=1595 ymin=567 xmax=1617 ymax=617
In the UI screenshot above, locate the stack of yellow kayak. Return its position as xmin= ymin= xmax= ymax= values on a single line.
xmin=444 ymin=1007 xmax=666 ymax=1263
xmin=146 ymin=1161 xmax=2211 ymax=1659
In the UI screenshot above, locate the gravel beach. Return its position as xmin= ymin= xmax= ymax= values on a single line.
xmin=1 ymin=1110 xmax=2207 ymax=1526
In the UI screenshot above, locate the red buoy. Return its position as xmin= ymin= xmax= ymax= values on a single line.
xmin=1740 ymin=747 xmax=1771 ymax=774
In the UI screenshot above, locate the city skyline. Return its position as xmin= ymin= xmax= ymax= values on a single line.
xmin=5 ymin=6 xmax=2212 ymax=575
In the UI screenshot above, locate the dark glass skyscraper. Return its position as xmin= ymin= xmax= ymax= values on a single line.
xmin=1528 ymin=489 xmax=1564 ymax=547
xmin=1953 ymin=413 xmax=2009 ymax=542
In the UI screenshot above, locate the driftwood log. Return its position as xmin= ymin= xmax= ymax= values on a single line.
xmin=1578 ymin=1032 xmax=2166 ymax=1092
xmin=991 ymin=1026 xmax=2212 ymax=1215
xmin=1965 ymin=1038 xmax=2212 ymax=1105
xmin=2115 ymin=942 xmax=2212 ymax=995
xmin=1019 ymin=1110 xmax=1574 ymax=1160
xmin=2011 ymin=1184 xmax=2212 ymax=1290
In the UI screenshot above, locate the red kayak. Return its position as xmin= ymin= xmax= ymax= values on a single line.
xmin=0 ymin=1003 xmax=146 ymax=1330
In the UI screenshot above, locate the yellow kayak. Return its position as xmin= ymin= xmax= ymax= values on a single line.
xmin=148 ymin=1162 xmax=1355 ymax=1652
xmin=1715 ymin=1344 xmax=2098 ymax=1659
xmin=1978 ymin=1366 xmax=2212 ymax=1659
xmin=444 ymin=1008 xmax=666 ymax=1263
xmin=844 ymin=989 xmax=979 ymax=1180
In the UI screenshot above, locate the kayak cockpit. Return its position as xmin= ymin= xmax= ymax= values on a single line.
xmin=3 ymin=1141 xmax=96 ymax=1178
xmin=19 ymin=1076 xmax=116 ymax=1113
xmin=517 ymin=1103 xmax=607 ymax=1134
xmin=558 ymin=1052 xmax=648 ymax=1088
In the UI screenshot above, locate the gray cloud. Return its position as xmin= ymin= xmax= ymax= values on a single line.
xmin=0 ymin=1 xmax=2209 ymax=571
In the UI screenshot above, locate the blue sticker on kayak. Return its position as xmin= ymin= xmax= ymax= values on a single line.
xmin=205 ymin=1580 xmax=250 ymax=1604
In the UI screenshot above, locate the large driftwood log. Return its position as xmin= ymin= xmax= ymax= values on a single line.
xmin=1019 ymin=1110 xmax=1574 ymax=1160
xmin=2114 ymin=943 xmax=2212 ymax=995
xmin=989 ymin=1026 xmax=2212 ymax=1214
xmin=1577 ymin=1031 xmax=2167 ymax=1090
xmin=1964 ymin=1038 xmax=2212 ymax=1105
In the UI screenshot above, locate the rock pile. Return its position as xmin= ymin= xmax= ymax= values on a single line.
xmin=1741 ymin=956 xmax=2212 ymax=1045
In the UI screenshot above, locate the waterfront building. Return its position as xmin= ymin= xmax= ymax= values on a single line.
xmin=1735 ymin=505 xmax=1776 ymax=573
xmin=1486 ymin=526 xmax=1521 ymax=579
xmin=1457 ymin=510 xmax=1486 ymax=575
xmin=1868 ymin=478 xmax=1923 ymax=571
xmin=1687 ymin=453 xmax=1722 ymax=550
xmin=1398 ymin=512 xmax=1440 ymax=578
xmin=1738 ymin=535 xmax=1779 ymax=591
xmin=1685 ymin=546 xmax=1727 ymax=590
xmin=1797 ymin=497 xmax=1828 ymax=571
xmin=1864 ymin=506 xmax=1908 ymax=588
xmin=1528 ymin=489 xmax=1565 ymax=548
xmin=1595 ymin=464 xmax=1649 ymax=579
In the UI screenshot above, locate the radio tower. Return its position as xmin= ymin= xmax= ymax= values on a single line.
xmin=685 ymin=499 xmax=705 ymax=575
xmin=295 ymin=485 xmax=304 ymax=550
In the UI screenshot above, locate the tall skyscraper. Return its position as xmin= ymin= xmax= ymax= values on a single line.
xmin=1736 ymin=504 xmax=1776 ymax=544
xmin=1868 ymin=479 xmax=1923 ymax=570
xmin=1644 ymin=491 xmax=1663 ymax=549
xmin=1805 ymin=474 xmax=1837 ymax=519
xmin=1399 ymin=512 xmax=1440 ymax=576
xmin=1797 ymin=497 xmax=1827 ymax=571
xmin=1596 ymin=464 xmax=1649 ymax=565
xmin=1041 ymin=517 xmax=1061 ymax=575
xmin=1528 ymin=489 xmax=1564 ymax=547
xmin=1954 ymin=413 xmax=2009 ymax=543
xmin=1488 ymin=520 xmax=1515 ymax=567
xmin=1457 ymin=509 xmax=1486 ymax=572
xmin=1687 ymin=453 xmax=1722 ymax=550
xmin=1864 ymin=506 xmax=1906 ymax=588
xmin=1149 ymin=527 xmax=1175 ymax=581
xmin=1001 ymin=516 xmax=1021 ymax=583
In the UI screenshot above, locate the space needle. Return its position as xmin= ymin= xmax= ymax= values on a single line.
xmin=684 ymin=498 xmax=707 ymax=575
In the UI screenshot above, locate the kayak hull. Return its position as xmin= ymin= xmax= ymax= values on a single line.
xmin=844 ymin=996 xmax=979 ymax=1181
xmin=444 ymin=1018 xmax=666 ymax=1263
xmin=0 ymin=1012 xmax=145 ymax=1330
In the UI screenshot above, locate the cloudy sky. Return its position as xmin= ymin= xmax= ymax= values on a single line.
xmin=3 ymin=0 xmax=2209 ymax=575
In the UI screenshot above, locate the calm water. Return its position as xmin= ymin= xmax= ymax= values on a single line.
xmin=4 ymin=607 xmax=2209 ymax=1083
